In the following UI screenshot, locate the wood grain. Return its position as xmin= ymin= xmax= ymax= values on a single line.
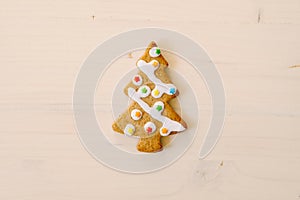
xmin=0 ymin=0 xmax=299 ymax=199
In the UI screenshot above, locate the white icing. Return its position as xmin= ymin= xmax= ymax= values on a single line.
xmin=131 ymin=109 xmax=142 ymax=120
xmin=149 ymin=47 xmax=161 ymax=57
xmin=137 ymin=60 xmax=177 ymax=98
xmin=132 ymin=74 xmax=142 ymax=86
xmin=128 ymin=87 xmax=185 ymax=136
xmin=124 ymin=124 xmax=135 ymax=136
xmin=144 ymin=122 xmax=156 ymax=134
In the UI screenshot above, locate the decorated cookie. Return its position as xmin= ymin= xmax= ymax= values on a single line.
xmin=112 ymin=41 xmax=187 ymax=153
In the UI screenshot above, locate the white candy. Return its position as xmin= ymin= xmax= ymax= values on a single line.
xmin=137 ymin=85 xmax=151 ymax=98
xmin=124 ymin=124 xmax=135 ymax=136
xmin=131 ymin=109 xmax=142 ymax=121
xmin=153 ymin=101 xmax=164 ymax=113
xmin=132 ymin=74 xmax=143 ymax=86
xmin=144 ymin=122 xmax=156 ymax=134
xmin=149 ymin=47 xmax=161 ymax=58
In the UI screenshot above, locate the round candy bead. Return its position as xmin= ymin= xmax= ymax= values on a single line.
xmin=151 ymin=88 xmax=160 ymax=98
xmin=169 ymin=87 xmax=176 ymax=95
xmin=144 ymin=122 xmax=156 ymax=134
xmin=138 ymin=85 xmax=151 ymax=97
xmin=151 ymin=60 xmax=159 ymax=67
xmin=149 ymin=47 xmax=161 ymax=58
xmin=153 ymin=101 xmax=164 ymax=113
xmin=160 ymin=127 xmax=170 ymax=136
xmin=124 ymin=124 xmax=135 ymax=136
xmin=132 ymin=74 xmax=143 ymax=86
xmin=131 ymin=109 xmax=142 ymax=120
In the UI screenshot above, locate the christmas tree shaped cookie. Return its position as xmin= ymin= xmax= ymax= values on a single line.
xmin=112 ymin=41 xmax=187 ymax=152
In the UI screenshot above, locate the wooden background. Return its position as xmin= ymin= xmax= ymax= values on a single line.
xmin=0 ymin=0 xmax=299 ymax=199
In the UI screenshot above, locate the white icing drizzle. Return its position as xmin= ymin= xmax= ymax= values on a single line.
xmin=137 ymin=60 xmax=176 ymax=98
xmin=128 ymin=87 xmax=185 ymax=136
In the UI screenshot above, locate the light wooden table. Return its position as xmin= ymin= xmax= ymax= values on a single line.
xmin=1 ymin=0 xmax=299 ymax=199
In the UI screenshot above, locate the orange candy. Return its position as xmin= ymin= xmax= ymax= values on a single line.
xmin=161 ymin=127 xmax=168 ymax=134
xmin=152 ymin=61 xmax=159 ymax=67
xmin=135 ymin=112 xmax=141 ymax=117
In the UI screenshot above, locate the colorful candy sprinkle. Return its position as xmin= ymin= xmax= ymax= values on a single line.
xmin=146 ymin=127 xmax=152 ymax=133
xmin=169 ymin=88 xmax=176 ymax=95
xmin=149 ymin=47 xmax=161 ymax=57
xmin=135 ymin=112 xmax=141 ymax=117
xmin=132 ymin=75 xmax=142 ymax=86
xmin=155 ymin=48 xmax=161 ymax=55
xmin=131 ymin=109 xmax=142 ymax=120
xmin=124 ymin=124 xmax=135 ymax=136
xmin=138 ymin=85 xmax=151 ymax=97
xmin=161 ymin=127 xmax=168 ymax=134
xmin=153 ymin=101 xmax=164 ymax=113
xmin=141 ymin=87 xmax=147 ymax=93
xmin=153 ymin=89 xmax=160 ymax=96
xmin=156 ymin=105 xmax=162 ymax=111
xmin=134 ymin=76 xmax=140 ymax=82
xmin=152 ymin=60 xmax=159 ymax=67
xmin=128 ymin=128 xmax=134 ymax=134
xmin=144 ymin=122 xmax=156 ymax=134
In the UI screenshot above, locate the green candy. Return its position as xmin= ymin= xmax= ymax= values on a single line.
xmin=156 ymin=105 xmax=162 ymax=111
xmin=141 ymin=87 xmax=147 ymax=93
xmin=155 ymin=48 xmax=161 ymax=55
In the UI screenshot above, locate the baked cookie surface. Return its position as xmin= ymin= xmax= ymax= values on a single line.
xmin=112 ymin=41 xmax=187 ymax=152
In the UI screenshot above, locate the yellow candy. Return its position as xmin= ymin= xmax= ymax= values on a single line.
xmin=152 ymin=61 xmax=159 ymax=67
xmin=153 ymin=89 xmax=160 ymax=96
xmin=128 ymin=128 xmax=133 ymax=134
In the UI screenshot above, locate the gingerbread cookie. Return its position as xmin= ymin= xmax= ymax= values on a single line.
xmin=112 ymin=41 xmax=187 ymax=152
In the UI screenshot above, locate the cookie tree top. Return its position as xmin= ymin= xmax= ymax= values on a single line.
xmin=112 ymin=41 xmax=187 ymax=152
